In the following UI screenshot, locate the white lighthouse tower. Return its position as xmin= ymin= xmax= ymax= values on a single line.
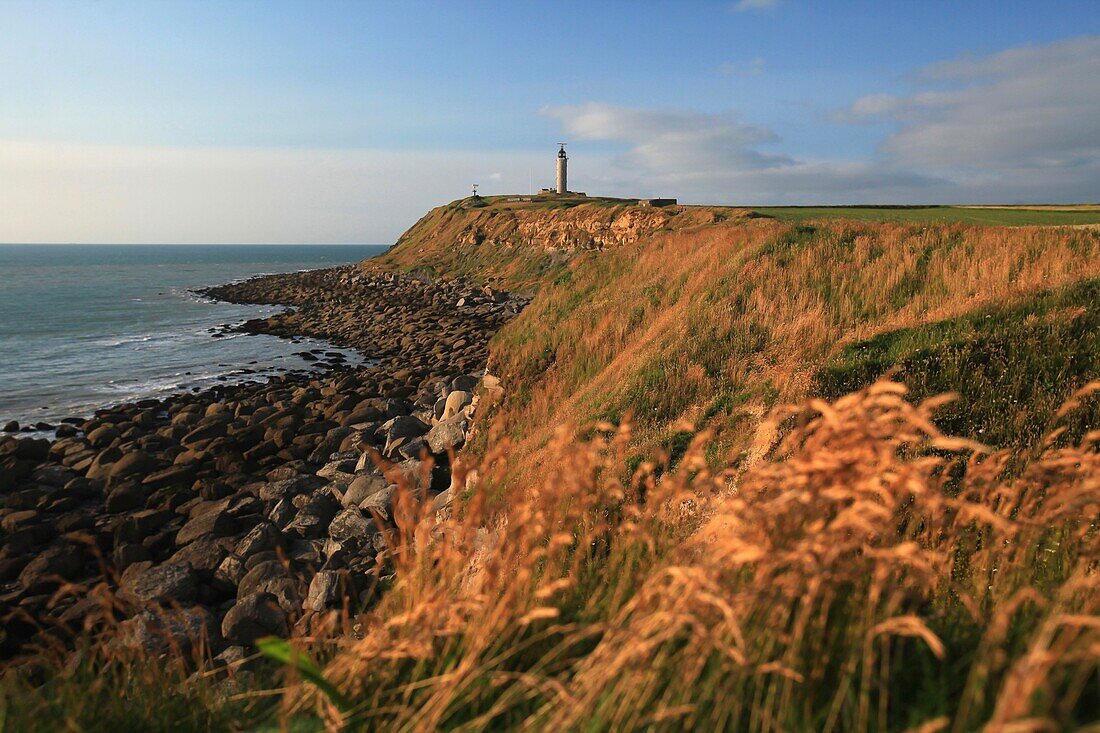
xmin=555 ymin=143 xmax=568 ymax=194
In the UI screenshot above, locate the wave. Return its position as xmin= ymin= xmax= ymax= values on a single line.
xmin=94 ymin=333 xmax=161 ymax=347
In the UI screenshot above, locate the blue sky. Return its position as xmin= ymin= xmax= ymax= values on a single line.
xmin=1 ymin=0 xmax=1098 ymax=243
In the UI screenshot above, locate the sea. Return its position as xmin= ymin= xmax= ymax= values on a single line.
xmin=0 ymin=244 xmax=388 ymax=430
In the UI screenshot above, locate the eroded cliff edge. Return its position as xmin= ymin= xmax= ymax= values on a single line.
xmin=369 ymin=196 xmax=756 ymax=290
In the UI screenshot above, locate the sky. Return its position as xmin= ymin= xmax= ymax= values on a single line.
xmin=1 ymin=1 xmax=1098 ymax=244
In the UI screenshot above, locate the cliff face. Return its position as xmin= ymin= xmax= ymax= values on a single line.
xmin=369 ymin=197 xmax=751 ymax=290
xmin=451 ymin=204 xmax=670 ymax=250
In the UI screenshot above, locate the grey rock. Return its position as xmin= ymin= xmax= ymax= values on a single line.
xmin=169 ymin=536 xmax=231 ymax=573
xmin=234 ymin=522 xmax=282 ymax=557
xmin=18 ymin=545 xmax=85 ymax=593
xmin=441 ymin=391 xmax=472 ymax=420
xmin=176 ymin=507 xmax=236 ymax=545
xmin=237 ymin=560 xmax=289 ymax=597
xmin=221 ymin=592 xmax=289 ymax=646
xmin=328 ymin=507 xmax=375 ymax=541
xmin=258 ymin=475 xmax=325 ymax=503
xmin=450 ymin=374 xmax=480 ymax=393
xmin=110 ymin=607 xmax=218 ymax=656
xmin=359 ymin=485 xmax=396 ymax=522
xmin=287 ymin=539 xmax=323 ymax=566
xmin=238 ymin=561 xmax=300 ymax=613
xmin=316 ymin=458 xmax=358 ymax=483
xmin=425 ymin=416 xmax=468 ymax=455
xmin=115 ymin=508 xmax=174 ymax=543
xmin=118 ymin=562 xmax=197 ymax=605
xmin=307 ymin=426 xmax=355 ymax=464
xmin=304 ymin=570 xmax=341 ymax=612
xmin=268 ymin=498 xmax=297 ymax=529
xmin=380 ymin=415 xmax=428 ymax=458
xmin=396 ymin=435 xmax=427 ymax=460
xmin=214 ymin=554 xmax=246 ymax=592
xmin=107 ymin=451 xmax=158 ymax=484
xmin=342 ymin=473 xmax=389 ymax=507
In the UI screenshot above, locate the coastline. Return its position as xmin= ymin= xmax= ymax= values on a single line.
xmin=0 ymin=263 xmax=528 ymax=662
xmin=0 ymin=243 xmax=388 ymax=430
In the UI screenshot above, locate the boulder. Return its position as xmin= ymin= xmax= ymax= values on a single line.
xmin=141 ymin=465 xmax=196 ymax=489
xmin=18 ymin=545 xmax=86 ymax=593
xmin=450 ymin=374 xmax=480 ymax=393
xmin=118 ymin=562 xmax=197 ymax=605
xmin=110 ymin=606 xmax=219 ymax=656
xmin=107 ymin=451 xmax=158 ymax=484
xmin=328 ymin=507 xmax=374 ymax=541
xmin=84 ymin=447 xmax=123 ymax=482
xmin=342 ymin=473 xmax=389 ymax=506
xmin=214 ymin=554 xmax=246 ymax=592
xmin=380 ymin=415 xmax=428 ymax=458
xmin=441 ymin=391 xmax=472 ymax=420
xmin=85 ymin=425 xmax=119 ymax=448
xmin=425 ymin=416 xmax=468 ymax=456
xmin=258 ymin=475 xmax=324 ymax=503
xmin=114 ymin=508 xmax=174 ymax=543
xmin=176 ymin=507 xmax=236 ymax=545
xmin=1 ymin=510 xmax=39 ymax=534
xmin=169 ymin=536 xmax=231 ymax=573
xmin=234 ymin=522 xmax=283 ymax=557
xmin=359 ymin=485 xmax=396 ymax=522
xmin=304 ymin=570 xmax=341 ymax=612
xmin=316 ymin=458 xmax=358 ymax=484
xmin=105 ymin=482 xmax=144 ymax=513
xmin=236 ymin=561 xmax=300 ymax=612
xmin=221 ymin=592 xmax=289 ymax=646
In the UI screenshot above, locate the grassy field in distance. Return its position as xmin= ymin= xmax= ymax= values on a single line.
xmin=751 ymin=204 xmax=1100 ymax=226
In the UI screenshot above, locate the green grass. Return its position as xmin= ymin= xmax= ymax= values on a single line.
xmin=0 ymin=648 xmax=289 ymax=732
xmin=752 ymin=205 xmax=1100 ymax=226
xmin=816 ymin=277 xmax=1100 ymax=453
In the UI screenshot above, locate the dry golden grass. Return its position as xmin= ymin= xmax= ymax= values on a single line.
xmin=274 ymin=380 xmax=1100 ymax=731
xmin=488 ymin=219 xmax=1100 ymax=471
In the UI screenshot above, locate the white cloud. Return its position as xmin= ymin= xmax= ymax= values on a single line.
xmin=732 ymin=0 xmax=778 ymax=11
xmin=543 ymin=102 xmax=941 ymax=204
xmin=544 ymin=103 xmax=789 ymax=172
xmin=0 ymin=141 xmax=556 ymax=243
xmin=719 ymin=57 xmax=766 ymax=77
xmin=544 ymin=37 xmax=1100 ymax=205
xmin=842 ymin=35 xmax=1100 ymax=180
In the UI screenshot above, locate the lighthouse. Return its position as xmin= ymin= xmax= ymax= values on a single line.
xmin=556 ymin=143 xmax=567 ymax=194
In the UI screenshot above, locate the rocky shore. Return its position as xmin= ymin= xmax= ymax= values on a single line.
xmin=0 ymin=266 xmax=528 ymax=665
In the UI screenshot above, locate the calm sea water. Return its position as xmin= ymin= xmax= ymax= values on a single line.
xmin=0 ymin=244 xmax=387 ymax=428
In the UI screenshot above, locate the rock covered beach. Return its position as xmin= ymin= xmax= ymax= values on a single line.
xmin=0 ymin=265 xmax=529 ymax=664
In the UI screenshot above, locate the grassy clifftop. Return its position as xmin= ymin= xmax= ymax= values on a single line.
xmin=374 ymin=196 xmax=1100 ymax=469
xmin=369 ymin=196 xmax=755 ymax=290
xmin=331 ymin=205 xmax=1100 ymax=729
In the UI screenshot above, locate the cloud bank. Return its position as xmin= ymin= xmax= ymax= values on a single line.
xmin=0 ymin=142 xmax=551 ymax=243
xmin=546 ymin=36 xmax=1100 ymax=205
xmin=544 ymin=102 xmax=942 ymax=203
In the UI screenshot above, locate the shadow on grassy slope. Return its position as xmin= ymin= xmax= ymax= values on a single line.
xmin=816 ymin=278 xmax=1100 ymax=453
